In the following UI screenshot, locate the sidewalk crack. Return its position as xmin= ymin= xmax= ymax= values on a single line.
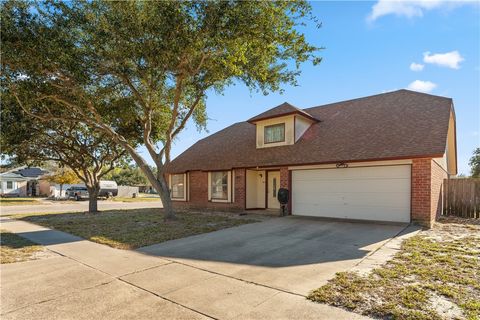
xmin=118 ymin=277 xmax=218 ymax=320
xmin=160 ymin=259 xmax=306 ymax=298
xmin=1 ymin=279 xmax=115 ymax=316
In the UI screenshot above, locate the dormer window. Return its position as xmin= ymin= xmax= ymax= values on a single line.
xmin=248 ymin=102 xmax=318 ymax=149
xmin=264 ymin=123 xmax=285 ymax=144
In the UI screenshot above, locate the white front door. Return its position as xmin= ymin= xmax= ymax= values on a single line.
xmin=291 ymin=165 xmax=411 ymax=222
xmin=267 ymin=171 xmax=280 ymax=209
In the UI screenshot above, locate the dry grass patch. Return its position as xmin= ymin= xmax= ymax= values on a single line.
xmin=0 ymin=230 xmax=47 ymax=264
xmin=0 ymin=198 xmax=41 ymax=206
xmin=308 ymin=218 xmax=480 ymax=320
xmin=17 ymin=209 xmax=260 ymax=249
xmin=112 ymin=197 xmax=161 ymax=203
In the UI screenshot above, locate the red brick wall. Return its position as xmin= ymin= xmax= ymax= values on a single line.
xmin=279 ymin=167 xmax=290 ymax=214
xmin=431 ymin=160 xmax=448 ymax=218
xmin=172 ymin=169 xmax=246 ymax=212
xmin=234 ymin=169 xmax=246 ymax=208
xmin=411 ymin=158 xmax=431 ymax=225
xmin=411 ymin=158 xmax=447 ymax=227
xmin=280 ymin=167 xmax=289 ymax=189
xmin=172 ymin=162 xmax=447 ymax=224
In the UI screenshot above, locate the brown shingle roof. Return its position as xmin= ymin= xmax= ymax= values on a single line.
xmin=247 ymin=102 xmax=318 ymax=123
xmin=166 ymin=90 xmax=453 ymax=173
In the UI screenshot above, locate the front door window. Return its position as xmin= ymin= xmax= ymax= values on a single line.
xmin=267 ymin=172 xmax=281 ymax=209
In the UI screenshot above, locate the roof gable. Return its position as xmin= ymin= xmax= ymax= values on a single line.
xmin=247 ymin=102 xmax=318 ymax=123
xmin=0 ymin=172 xmax=26 ymax=180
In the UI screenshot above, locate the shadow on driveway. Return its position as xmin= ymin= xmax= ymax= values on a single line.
xmin=138 ymin=216 xmax=408 ymax=268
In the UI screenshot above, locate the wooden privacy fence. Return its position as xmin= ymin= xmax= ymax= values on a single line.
xmin=443 ymin=178 xmax=480 ymax=219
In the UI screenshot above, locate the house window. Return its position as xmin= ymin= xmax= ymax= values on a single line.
xmin=264 ymin=123 xmax=285 ymax=144
xmin=171 ymin=174 xmax=185 ymax=199
xmin=211 ymin=171 xmax=228 ymax=200
xmin=6 ymin=181 xmax=13 ymax=189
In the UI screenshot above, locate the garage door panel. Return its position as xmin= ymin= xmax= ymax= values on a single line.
xmin=297 ymin=204 xmax=410 ymax=222
xmin=294 ymin=179 xmax=410 ymax=194
xmin=293 ymin=166 xmax=410 ymax=181
xmin=296 ymin=192 xmax=410 ymax=208
xmin=292 ymin=166 xmax=411 ymax=223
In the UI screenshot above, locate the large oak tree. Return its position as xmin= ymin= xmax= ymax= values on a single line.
xmin=2 ymin=0 xmax=321 ymax=219
xmin=1 ymin=97 xmax=128 ymax=212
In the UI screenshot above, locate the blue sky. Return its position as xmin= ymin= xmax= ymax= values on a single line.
xmin=142 ymin=1 xmax=480 ymax=175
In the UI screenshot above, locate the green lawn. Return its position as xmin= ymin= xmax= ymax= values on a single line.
xmin=0 ymin=230 xmax=45 ymax=264
xmin=0 ymin=197 xmax=42 ymax=206
xmin=17 ymin=209 xmax=259 ymax=249
xmin=308 ymin=219 xmax=480 ymax=320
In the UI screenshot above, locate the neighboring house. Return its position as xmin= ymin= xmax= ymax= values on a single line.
xmin=0 ymin=166 xmax=50 ymax=197
xmin=165 ymin=90 xmax=457 ymax=227
xmin=0 ymin=172 xmax=28 ymax=196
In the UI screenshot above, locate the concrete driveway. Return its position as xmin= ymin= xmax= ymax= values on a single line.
xmin=138 ymin=217 xmax=408 ymax=296
xmin=1 ymin=216 xmax=411 ymax=319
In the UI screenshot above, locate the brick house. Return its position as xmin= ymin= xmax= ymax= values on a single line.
xmin=165 ymin=90 xmax=457 ymax=227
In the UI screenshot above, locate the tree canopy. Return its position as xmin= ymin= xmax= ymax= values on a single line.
xmin=1 ymin=92 xmax=128 ymax=212
xmin=469 ymin=148 xmax=480 ymax=178
xmin=1 ymin=0 xmax=322 ymax=218
xmin=46 ymin=168 xmax=81 ymax=192
xmin=103 ymin=166 xmax=149 ymax=186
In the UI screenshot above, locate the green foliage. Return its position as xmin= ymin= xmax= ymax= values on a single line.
xmin=0 ymin=96 xmax=127 ymax=185
xmin=469 ymin=148 xmax=480 ymax=178
xmin=103 ymin=166 xmax=148 ymax=186
xmin=1 ymin=0 xmax=321 ymax=158
xmin=2 ymin=0 xmax=321 ymax=216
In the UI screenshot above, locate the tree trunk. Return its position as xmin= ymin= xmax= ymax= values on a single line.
xmin=86 ymin=185 xmax=100 ymax=213
xmin=157 ymin=173 xmax=175 ymax=220
xmin=144 ymin=170 xmax=174 ymax=220
xmin=59 ymin=184 xmax=63 ymax=199
xmin=121 ymin=145 xmax=175 ymax=220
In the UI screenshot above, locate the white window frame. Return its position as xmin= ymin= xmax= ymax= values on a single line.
xmin=264 ymin=123 xmax=286 ymax=144
xmin=6 ymin=181 xmax=14 ymax=190
xmin=169 ymin=173 xmax=187 ymax=201
xmin=208 ymin=171 xmax=232 ymax=203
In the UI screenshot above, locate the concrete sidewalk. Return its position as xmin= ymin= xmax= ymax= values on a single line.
xmin=1 ymin=217 xmax=369 ymax=320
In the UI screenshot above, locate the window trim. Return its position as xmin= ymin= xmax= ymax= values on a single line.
xmin=264 ymin=123 xmax=286 ymax=144
xmin=208 ymin=171 xmax=232 ymax=203
xmin=169 ymin=173 xmax=187 ymax=201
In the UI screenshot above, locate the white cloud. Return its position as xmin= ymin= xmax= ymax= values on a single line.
xmin=407 ymin=80 xmax=437 ymax=93
xmin=423 ymin=51 xmax=465 ymax=69
xmin=367 ymin=0 xmax=475 ymax=22
xmin=410 ymin=62 xmax=424 ymax=71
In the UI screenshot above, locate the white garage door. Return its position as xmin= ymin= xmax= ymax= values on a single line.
xmin=292 ymin=165 xmax=411 ymax=223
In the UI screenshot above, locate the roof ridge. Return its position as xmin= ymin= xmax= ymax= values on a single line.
xmin=399 ymin=89 xmax=453 ymax=99
xmin=303 ymin=89 xmax=452 ymax=112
